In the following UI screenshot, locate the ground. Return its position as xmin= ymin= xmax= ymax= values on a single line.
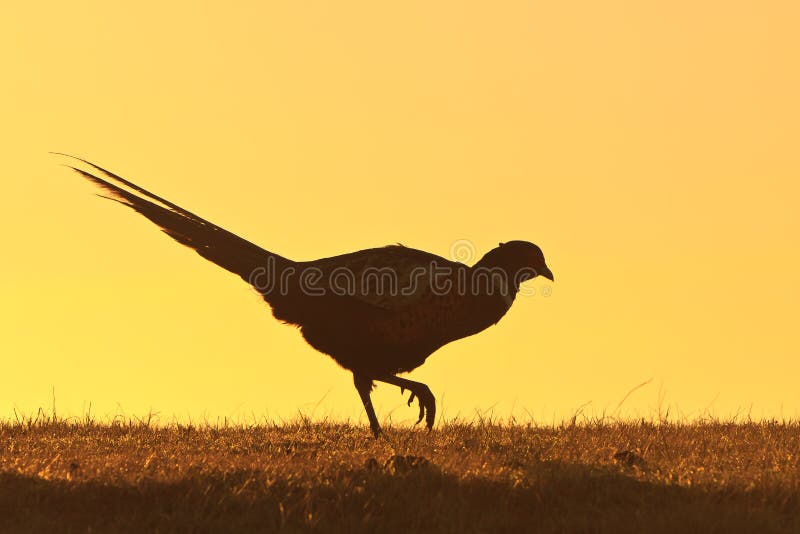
xmin=0 ymin=417 xmax=798 ymax=533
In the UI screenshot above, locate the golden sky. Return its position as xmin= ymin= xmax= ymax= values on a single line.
xmin=1 ymin=1 xmax=798 ymax=424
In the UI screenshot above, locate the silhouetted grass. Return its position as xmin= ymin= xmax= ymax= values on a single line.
xmin=0 ymin=416 xmax=798 ymax=532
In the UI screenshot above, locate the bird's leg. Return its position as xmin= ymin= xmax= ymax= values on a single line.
xmin=353 ymin=373 xmax=381 ymax=438
xmin=376 ymin=375 xmax=436 ymax=431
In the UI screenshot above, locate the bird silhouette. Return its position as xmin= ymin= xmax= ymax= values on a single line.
xmin=61 ymin=154 xmax=554 ymax=437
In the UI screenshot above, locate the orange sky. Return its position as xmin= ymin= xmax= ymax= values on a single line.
xmin=1 ymin=1 xmax=798 ymax=425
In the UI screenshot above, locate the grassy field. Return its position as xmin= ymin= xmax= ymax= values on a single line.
xmin=0 ymin=416 xmax=798 ymax=533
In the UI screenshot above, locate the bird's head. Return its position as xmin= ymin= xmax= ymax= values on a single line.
xmin=476 ymin=241 xmax=554 ymax=285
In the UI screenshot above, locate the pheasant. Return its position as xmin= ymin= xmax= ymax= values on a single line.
xmin=62 ymin=155 xmax=554 ymax=437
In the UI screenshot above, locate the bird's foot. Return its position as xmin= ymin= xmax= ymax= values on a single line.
xmin=401 ymin=385 xmax=435 ymax=430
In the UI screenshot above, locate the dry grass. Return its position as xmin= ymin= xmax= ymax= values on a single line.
xmin=0 ymin=415 xmax=798 ymax=533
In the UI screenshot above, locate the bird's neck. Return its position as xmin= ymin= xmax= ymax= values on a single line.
xmin=468 ymin=257 xmax=520 ymax=306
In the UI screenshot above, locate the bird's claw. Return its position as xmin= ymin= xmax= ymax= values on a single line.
xmin=401 ymin=388 xmax=433 ymax=428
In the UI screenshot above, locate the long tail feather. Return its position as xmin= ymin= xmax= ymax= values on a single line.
xmin=59 ymin=154 xmax=293 ymax=293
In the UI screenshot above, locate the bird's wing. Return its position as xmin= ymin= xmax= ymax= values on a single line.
xmin=62 ymin=154 xmax=295 ymax=297
xmin=299 ymin=245 xmax=465 ymax=311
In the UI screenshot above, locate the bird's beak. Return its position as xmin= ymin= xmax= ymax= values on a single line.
xmin=540 ymin=266 xmax=554 ymax=282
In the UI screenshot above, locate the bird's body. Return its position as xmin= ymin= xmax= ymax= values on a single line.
xmin=63 ymin=155 xmax=553 ymax=436
xmin=266 ymin=245 xmax=515 ymax=376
